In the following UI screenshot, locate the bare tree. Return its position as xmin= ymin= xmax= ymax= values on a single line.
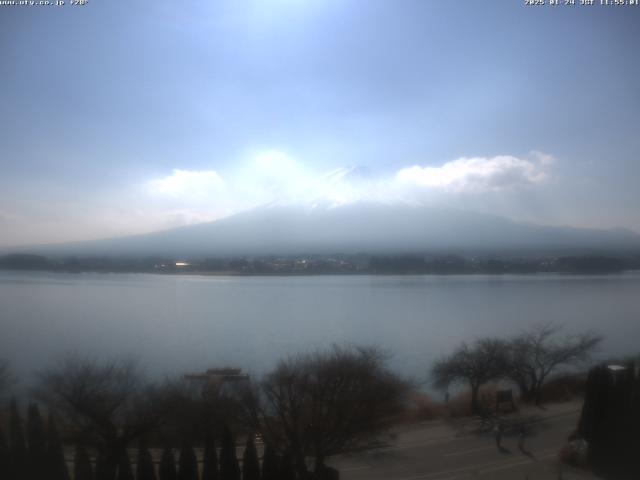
xmin=239 ymin=345 xmax=410 ymax=477
xmin=34 ymin=355 xmax=179 ymax=480
xmin=504 ymin=324 xmax=602 ymax=405
xmin=431 ymin=338 xmax=507 ymax=414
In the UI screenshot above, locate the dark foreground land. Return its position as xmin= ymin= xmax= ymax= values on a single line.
xmin=47 ymin=402 xmax=592 ymax=479
xmin=333 ymin=402 xmax=597 ymax=480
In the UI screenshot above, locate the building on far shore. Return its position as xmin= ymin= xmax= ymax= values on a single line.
xmin=184 ymin=367 xmax=250 ymax=397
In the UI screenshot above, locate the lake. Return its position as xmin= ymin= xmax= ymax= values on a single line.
xmin=1 ymin=270 xmax=639 ymax=385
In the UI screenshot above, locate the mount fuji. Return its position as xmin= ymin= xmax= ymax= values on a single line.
xmin=14 ymin=202 xmax=640 ymax=258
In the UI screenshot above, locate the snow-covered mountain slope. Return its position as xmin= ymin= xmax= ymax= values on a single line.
xmin=15 ymin=203 xmax=640 ymax=258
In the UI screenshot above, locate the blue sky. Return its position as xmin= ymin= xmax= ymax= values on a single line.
xmin=1 ymin=0 xmax=639 ymax=246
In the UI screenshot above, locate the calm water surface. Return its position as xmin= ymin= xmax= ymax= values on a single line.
xmin=1 ymin=270 xmax=639 ymax=382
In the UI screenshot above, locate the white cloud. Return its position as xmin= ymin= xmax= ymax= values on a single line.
xmin=144 ymin=151 xmax=554 ymax=224
xmin=396 ymin=155 xmax=548 ymax=193
xmin=146 ymin=169 xmax=224 ymax=199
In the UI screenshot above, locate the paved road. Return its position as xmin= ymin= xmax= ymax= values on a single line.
xmin=332 ymin=403 xmax=599 ymax=480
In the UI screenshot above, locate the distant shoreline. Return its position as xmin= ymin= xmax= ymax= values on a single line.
xmin=2 ymin=252 xmax=639 ymax=277
xmin=1 ymin=267 xmax=639 ymax=278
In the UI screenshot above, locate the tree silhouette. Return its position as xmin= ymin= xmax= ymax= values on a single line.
xmin=47 ymin=413 xmax=70 ymax=480
xmin=577 ymin=362 xmax=640 ymax=477
xmin=116 ymin=451 xmax=134 ymax=480
xmin=178 ymin=441 xmax=198 ymax=480
xmin=241 ymin=345 xmax=409 ymax=476
xmin=136 ymin=438 xmax=156 ymax=480
xmin=505 ymin=324 xmax=601 ymax=404
xmin=432 ymin=338 xmax=507 ymax=414
xmin=95 ymin=450 xmax=110 ymax=480
xmin=202 ymin=432 xmax=219 ymax=480
xmin=260 ymin=444 xmax=278 ymax=480
xmin=36 ymin=356 xmax=178 ymax=477
xmin=9 ymin=399 xmax=27 ymax=480
xmin=279 ymin=451 xmax=294 ymax=480
xmin=74 ymin=444 xmax=94 ymax=480
xmin=220 ymin=425 xmax=240 ymax=480
xmin=242 ymin=435 xmax=260 ymax=480
xmin=0 ymin=424 xmax=10 ymax=480
xmin=159 ymin=447 xmax=177 ymax=480
xmin=27 ymin=403 xmax=47 ymax=480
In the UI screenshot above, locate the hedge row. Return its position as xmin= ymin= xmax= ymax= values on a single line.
xmin=0 ymin=402 xmax=310 ymax=480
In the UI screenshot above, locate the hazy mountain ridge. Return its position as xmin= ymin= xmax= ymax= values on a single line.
xmin=8 ymin=203 xmax=640 ymax=258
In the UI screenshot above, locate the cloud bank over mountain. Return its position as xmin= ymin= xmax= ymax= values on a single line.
xmin=1 ymin=149 xmax=563 ymax=248
xmin=144 ymin=150 xmax=554 ymax=220
xmin=6 ymin=149 xmax=639 ymax=257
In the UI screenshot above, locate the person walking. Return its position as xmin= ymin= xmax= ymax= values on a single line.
xmin=517 ymin=424 xmax=527 ymax=454
xmin=494 ymin=423 xmax=503 ymax=450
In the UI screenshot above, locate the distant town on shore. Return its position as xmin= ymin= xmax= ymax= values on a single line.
xmin=1 ymin=252 xmax=639 ymax=275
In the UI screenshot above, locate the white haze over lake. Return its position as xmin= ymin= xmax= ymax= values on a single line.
xmin=1 ymin=270 xmax=639 ymax=387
